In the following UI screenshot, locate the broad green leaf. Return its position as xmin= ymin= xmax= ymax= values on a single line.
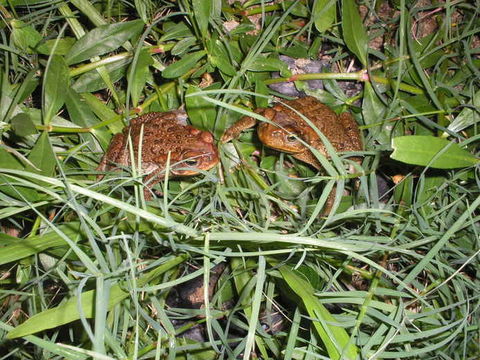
xmin=10 ymin=20 xmax=48 ymax=54
xmin=0 ymin=174 xmax=39 ymax=201
xmin=185 ymin=86 xmax=216 ymax=131
xmin=208 ymin=39 xmax=236 ymax=76
xmin=308 ymin=37 xmax=322 ymax=58
xmin=128 ymin=48 xmax=153 ymax=107
xmin=65 ymin=20 xmax=144 ymax=65
xmin=209 ymin=55 xmax=236 ymax=76
xmin=446 ymin=60 xmax=480 ymax=88
xmin=363 ymin=82 xmax=388 ymax=142
xmin=38 ymin=38 xmax=76 ymax=56
xmin=193 ymin=0 xmax=212 ymax=36
xmin=26 ymin=132 xmax=56 ymax=176
xmin=43 ymin=55 xmax=69 ymax=124
xmin=246 ymin=56 xmax=289 ymax=72
xmin=391 ymin=136 xmax=479 ymax=169
xmin=296 ymin=265 xmax=322 ymax=290
xmin=342 ymin=0 xmax=368 ymax=66
xmin=362 ymin=83 xmax=385 ymax=126
xmin=162 ymin=50 xmax=206 ymax=78
xmin=281 ymin=41 xmax=310 ymax=58
xmin=279 ymin=266 xmax=358 ymax=360
xmin=10 ymin=113 xmax=37 ymax=137
xmin=399 ymin=93 xmax=436 ymax=113
xmin=255 ymin=78 xmax=269 ymax=108
xmin=7 ymin=255 xmax=187 ymax=339
xmin=447 ymin=90 xmax=480 ymax=133
xmin=0 ymin=223 xmax=81 ymax=266
xmin=313 ymin=0 xmax=336 ymax=32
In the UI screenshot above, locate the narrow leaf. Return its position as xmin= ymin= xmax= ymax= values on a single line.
xmin=393 ymin=173 xmax=414 ymax=206
xmin=66 ymin=20 xmax=144 ymax=65
xmin=0 ymin=223 xmax=81 ymax=266
xmin=279 ymin=266 xmax=358 ymax=360
xmin=43 ymin=55 xmax=69 ymax=124
xmin=134 ymin=0 xmax=148 ymax=23
xmin=193 ymin=0 xmax=212 ymax=36
xmin=447 ymin=90 xmax=480 ymax=133
xmin=159 ymin=22 xmax=193 ymax=42
xmin=391 ymin=136 xmax=479 ymax=169
xmin=162 ymin=50 xmax=206 ymax=78
xmin=79 ymin=93 xmax=123 ymax=134
xmin=363 ymin=82 xmax=388 ymax=143
xmin=0 ymin=147 xmax=39 ymax=201
xmin=342 ymin=0 xmax=368 ymax=65
xmin=65 ymin=88 xmax=110 ymax=150
xmin=127 ymin=48 xmax=153 ymax=107
xmin=72 ymin=57 xmax=131 ymax=93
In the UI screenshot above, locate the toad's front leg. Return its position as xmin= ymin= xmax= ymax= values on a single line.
xmin=221 ymin=116 xmax=258 ymax=143
xmin=221 ymin=106 xmax=273 ymax=143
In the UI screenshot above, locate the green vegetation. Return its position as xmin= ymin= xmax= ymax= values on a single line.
xmin=1 ymin=0 xmax=479 ymax=359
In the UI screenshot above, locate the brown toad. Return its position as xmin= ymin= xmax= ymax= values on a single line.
xmin=221 ymin=96 xmax=363 ymax=213
xmin=221 ymin=96 xmax=362 ymax=169
xmin=97 ymin=110 xmax=219 ymax=198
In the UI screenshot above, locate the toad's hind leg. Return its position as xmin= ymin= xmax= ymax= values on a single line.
xmin=96 ymin=133 xmax=125 ymax=178
xmin=321 ymin=187 xmax=337 ymax=216
xmin=141 ymin=167 xmax=167 ymax=200
xmin=338 ymin=112 xmax=362 ymax=152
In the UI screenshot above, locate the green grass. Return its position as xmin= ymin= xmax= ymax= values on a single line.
xmin=1 ymin=0 xmax=479 ymax=359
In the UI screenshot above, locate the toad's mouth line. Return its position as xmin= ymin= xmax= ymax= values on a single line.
xmin=263 ymin=143 xmax=304 ymax=155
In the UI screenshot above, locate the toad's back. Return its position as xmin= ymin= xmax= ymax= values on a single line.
xmin=124 ymin=111 xmax=216 ymax=164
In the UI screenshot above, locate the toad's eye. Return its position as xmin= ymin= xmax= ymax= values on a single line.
xmin=185 ymin=159 xmax=198 ymax=166
xmin=286 ymin=134 xmax=297 ymax=142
